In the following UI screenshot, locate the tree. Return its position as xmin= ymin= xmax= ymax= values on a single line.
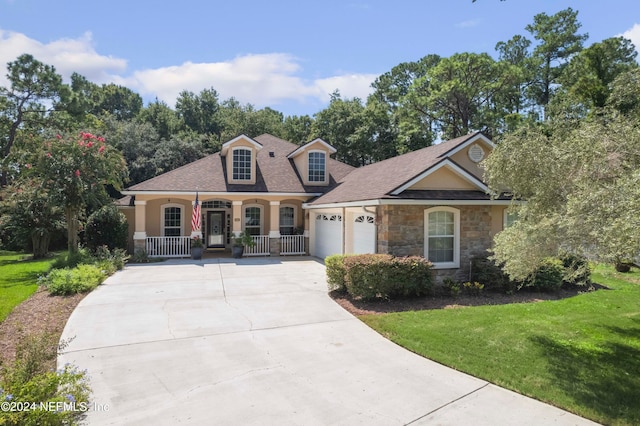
xmin=282 ymin=115 xmax=313 ymax=144
xmin=0 ymin=180 xmax=64 ymax=257
xmin=560 ymin=37 xmax=638 ymax=109
xmin=137 ymin=98 xmax=182 ymax=141
xmin=608 ymin=68 xmax=640 ymax=117
xmin=311 ymin=91 xmax=372 ymax=166
xmin=92 ymin=83 xmax=142 ymax=120
xmin=406 ymin=52 xmax=517 ymax=139
xmin=484 ymin=111 xmax=640 ymax=279
xmin=27 ymin=132 xmax=128 ymax=253
xmin=525 ymin=8 xmax=588 ymax=114
xmin=175 ymin=88 xmax=221 ymax=135
xmin=0 ymin=54 xmax=65 ymax=186
xmin=369 ymin=55 xmax=440 ymax=153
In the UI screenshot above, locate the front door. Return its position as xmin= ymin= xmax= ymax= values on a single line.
xmin=207 ymin=211 xmax=225 ymax=247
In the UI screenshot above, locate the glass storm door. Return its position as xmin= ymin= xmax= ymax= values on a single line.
xmin=207 ymin=211 xmax=225 ymax=247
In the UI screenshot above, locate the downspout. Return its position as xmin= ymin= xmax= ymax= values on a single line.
xmin=342 ymin=207 xmax=346 ymax=254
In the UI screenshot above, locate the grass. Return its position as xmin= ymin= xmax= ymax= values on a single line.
xmin=0 ymin=251 xmax=60 ymax=322
xmin=360 ymin=265 xmax=640 ymax=426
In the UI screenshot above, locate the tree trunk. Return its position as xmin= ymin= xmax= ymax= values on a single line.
xmin=31 ymin=231 xmax=51 ymax=259
xmin=65 ymin=206 xmax=79 ymax=253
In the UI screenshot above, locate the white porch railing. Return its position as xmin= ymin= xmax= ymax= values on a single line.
xmin=244 ymin=235 xmax=270 ymax=256
xmin=280 ymin=235 xmax=305 ymax=255
xmin=146 ymin=236 xmax=190 ymax=258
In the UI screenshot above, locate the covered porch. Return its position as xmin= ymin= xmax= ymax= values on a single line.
xmin=121 ymin=194 xmax=310 ymax=258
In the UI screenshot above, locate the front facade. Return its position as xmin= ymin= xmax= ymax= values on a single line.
xmin=118 ymin=134 xmax=354 ymax=257
xmin=119 ymin=132 xmax=513 ymax=280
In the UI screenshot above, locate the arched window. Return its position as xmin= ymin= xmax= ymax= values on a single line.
xmin=424 ymin=207 xmax=460 ymax=269
xmin=161 ymin=204 xmax=183 ymax=237
xmin=232 ymin=148 xmax=252 ymax=180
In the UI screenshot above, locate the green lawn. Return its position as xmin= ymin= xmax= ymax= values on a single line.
xmin=360 ymin=265 xmax=640 ymax=426
xmin=0 ymin=251 xmax=59 ymax=322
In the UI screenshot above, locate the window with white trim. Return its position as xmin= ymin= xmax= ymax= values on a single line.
xmin=162 ymin=204 xmax=183 ymax=237
xmin=504 ymin=209 xmax=519 ymax=228
xmin=232 ymin=148 xmax=252 ymax=180
xmin=279 ymin=205 xmax=296 ymax=235
xmin=424 ymin=207 xmax=460 ymax=268
xmin=244 ymin=205 xmax=262 ymax=236
xmin=308 ymin=151 xmax=326 ymax=182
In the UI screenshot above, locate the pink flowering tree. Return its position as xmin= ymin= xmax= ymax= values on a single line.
xmin=30 ymin=132 xmax=128 ymax=253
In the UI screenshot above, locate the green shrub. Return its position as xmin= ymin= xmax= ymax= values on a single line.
xmin=85 ymin=205 xmax=128 ymax=252
xmin=471 ymin=255 xmax=516 ymax=293
xmin=559 ymin=251 xmax=591 ymax=286
xmin=444 ymin=278 xmax=461 ymax=298
xmin=343 ymin=254 xmax=433 ymax=300
xmin=93 ymin=245 xmax=128 ymax=271
xmin=51 ymin=247 xmax=94 ymax=269
xmin=0 ymin=333 xmax=91 ymax=426
xmin=463 ymin=281 xmax=484 ymax=295
xmin=325 ymin=254 xmax=347 ymax=292
xmin=42 ymin=264 xmax=106 ymax=295
xmin=528 ymin=258 xmax=564 ymax=291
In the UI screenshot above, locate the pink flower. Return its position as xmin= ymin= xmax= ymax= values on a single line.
xmin=56 ymin=134 xmax=62 ymax=140
xmin=46 ymin=152 xmax=52 ymax=158
xmin=25 ymin=163 xmax=32 ymax=169
xmin=98 ymin=146 xmax=105 ymax=154
xmin=78 ymin=140 xmax=85 ymax=147
xmin=86 ymin=141 xmax=94 ymax=148
xmin=97 ymin=136 xmax=105 ymax=142
xmin=80 ymin=132 xmax=93 ymax=140
xmin=74 ymin=169 xmax=81 ymax=177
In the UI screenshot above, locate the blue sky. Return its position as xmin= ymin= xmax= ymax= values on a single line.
xmin=1 ymin=0 xmax=639 ymax=116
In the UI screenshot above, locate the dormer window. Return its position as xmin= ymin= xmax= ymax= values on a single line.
xmin=308 ymin=151 xmax=326 ymax=182
xmin=232 ymin=148 xmax=252 ymax=181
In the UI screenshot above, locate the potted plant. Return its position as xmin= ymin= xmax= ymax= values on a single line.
xmin=232 ymin=230 xmax=256 ymax=259
xmin=191 ymin=236 xmax=204 ymax=260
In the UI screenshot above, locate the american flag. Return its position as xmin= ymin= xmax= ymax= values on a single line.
xmin=191 ymin=193 xmax=201 ymax=231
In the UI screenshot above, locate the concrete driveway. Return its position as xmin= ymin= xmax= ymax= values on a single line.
xmin=59 ymin=258 xmax=597 ymax=425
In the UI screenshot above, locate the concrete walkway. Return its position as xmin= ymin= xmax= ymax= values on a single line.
xmin=59 ymin=258 xmax=598 ymax=425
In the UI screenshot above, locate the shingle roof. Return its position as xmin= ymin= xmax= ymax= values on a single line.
xmin=308 ymin=132 xmax=485 ymax=205
xmin=126 ymin=134 xmax=355 ymax=194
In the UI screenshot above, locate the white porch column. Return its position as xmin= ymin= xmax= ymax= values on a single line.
xmin=133 ymin=200 xmax=147 ymax=252
xmin=269 ymin=201 xmax=281 ymax=238
xmin=232 ymin=201 xmax=243 ymax=236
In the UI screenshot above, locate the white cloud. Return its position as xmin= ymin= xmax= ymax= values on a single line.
xmin=0 ymin=29 xmax=378 ymax=113
xmin=621 ymin=23 xmax=640 ymax=59
xmin=455 ymin=20 xmax=480 ymax=29
xmin=0 ymin=29 xmax=127 ymax=86
xmin=123 ymin=54 xmax=377 ymax=109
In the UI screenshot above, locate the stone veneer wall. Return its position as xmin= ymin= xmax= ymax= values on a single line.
xmin=377 ymin=204 xmax=493 ymax=282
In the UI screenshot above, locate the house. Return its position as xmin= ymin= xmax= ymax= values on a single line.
xmin=118 ymin=131 xmax=513 ymax=281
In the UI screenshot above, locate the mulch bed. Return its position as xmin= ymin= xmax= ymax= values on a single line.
xmin=330 ymin=286 xmax=602 ymax=316
xmin=0 ymin=288 xmax=87 ymax=368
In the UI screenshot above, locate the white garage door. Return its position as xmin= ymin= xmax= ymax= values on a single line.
xmin=315 ymin=213 xmax=343 ymax=259
xmin=352 ymin=214 xmax=376 ymax=254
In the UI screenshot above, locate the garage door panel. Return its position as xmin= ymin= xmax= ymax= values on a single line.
xmin=352 ymin=214 xmax=376 ymax=254
xmin=315 ymin=213 xmax=342 ymax=259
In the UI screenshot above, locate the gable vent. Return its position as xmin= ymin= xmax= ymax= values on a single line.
xmin=269 ymin=151 xmax=275 ymax=157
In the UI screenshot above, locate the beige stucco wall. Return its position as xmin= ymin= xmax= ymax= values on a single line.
xmin=449 ymin=141 xmax=492 ymax=180
xmin=291 ymin=140 xmax=333 ymax=186
xmin=408 ymin=167 xmax=478 ymax=190
xmin=123 ymin=194 xmax=310 ymax=250
xmin=224 ymin=137 xmax=259 ymax=185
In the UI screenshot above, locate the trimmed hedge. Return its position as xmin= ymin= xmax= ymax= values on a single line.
xmin=325 ymin=254 xmax=347 ymax=292
xmin=85 ymin=205 xmax=128 ymax=252
xmin=327 ymin=254 xmax=433 ymax=300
